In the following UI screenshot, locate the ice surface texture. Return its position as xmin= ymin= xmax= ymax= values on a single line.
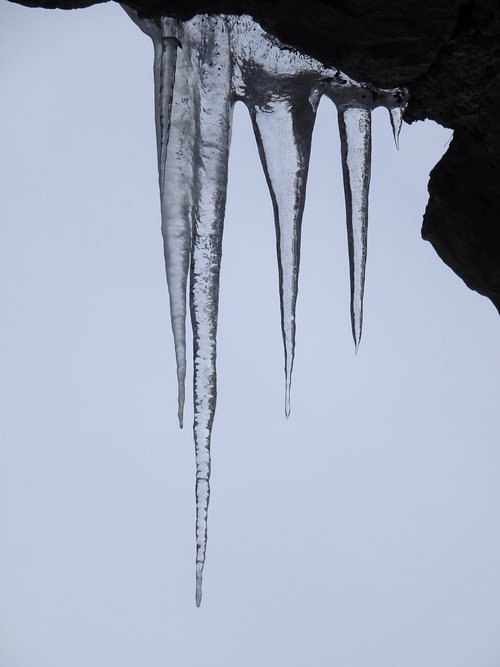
xmin=124 ymin=9 xmax=408 ymax=606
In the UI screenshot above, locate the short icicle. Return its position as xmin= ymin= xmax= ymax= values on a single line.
xmin=337 ymin=105 xmax=372 ymax=351
xmin=384 ymin=87 xmax=408 ymax=150
xmin=250 ymin=94 xmax=315 ymax=417
xmin=389 ymin=107 xmax=403 ymax=150
xmin=188 ymin=16 xmax=233 ymax=607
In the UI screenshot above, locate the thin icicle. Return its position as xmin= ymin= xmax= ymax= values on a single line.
xmin=188 ymin=16 xmax=233 ymax=607
xmin=250 ymin=95 xmax=315 ymax=416
xmin=389 ymin=107 xmax=403 ymax=149
xmin=123 ymin=8 xmax=190 ymax=427
xmin=337 ymin=106 xmax=372 ymax=351
xmin=384 ymin=87 xmax=408 ymax=150
xmin=158 ymin=24 xmax=196 ymax=430
xmin=153 ymin=20 xmax=193 ymax=429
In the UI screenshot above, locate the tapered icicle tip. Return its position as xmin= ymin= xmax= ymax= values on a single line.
xmin=352 ymin=316 xmax=362 ymax=354
xmin=285 ymin=379 xmax=292 ymax=419
xmin=196 ymin=565 xmax=203 ymax=607
xmin=351 ymin=282 xmax=364 ymax=352
xmin=284 ymin=349 xmax=295 ymax=418
xmin=389 ymin=107 xmax=403 ymax=149
xmin=176 ymin=368 xmax=185 ymax=428
xmin=177 ymin=382 xmax=185 ymax=429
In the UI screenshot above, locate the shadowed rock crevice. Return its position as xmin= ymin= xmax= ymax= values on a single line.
xmin=7 ymin=0 xmax=500 ymax=310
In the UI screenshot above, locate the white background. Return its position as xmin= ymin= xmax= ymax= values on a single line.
xmin=1 ymin=3 xmax=499 ymax=666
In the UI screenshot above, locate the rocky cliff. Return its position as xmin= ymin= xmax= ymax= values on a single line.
xmin=9 ymin=0 xmax=500 ymax=310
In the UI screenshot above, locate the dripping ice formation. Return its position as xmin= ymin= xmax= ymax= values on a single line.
xmin=123 ymin=8 xmax=408 ymax=606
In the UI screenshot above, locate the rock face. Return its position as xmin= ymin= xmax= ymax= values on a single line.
xmin=9 ymin=0 xmax=500 ymax=310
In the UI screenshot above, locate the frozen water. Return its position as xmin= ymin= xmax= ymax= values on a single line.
xmin=123 ymin=8 xmax=408 ymax=605
xmin=337 ymin=106 xmax=371 ymax=350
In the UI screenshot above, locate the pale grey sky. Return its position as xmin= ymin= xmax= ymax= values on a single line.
xmin=1 ymin=3 xmax=499 ymax=667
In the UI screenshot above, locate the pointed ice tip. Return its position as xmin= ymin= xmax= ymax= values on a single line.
xmin=352 ymin=323 xmax=362 ymax=355
xmin=177 ymin=378 xmax=185 ymax=429
xmin=177 ymin=396 xmax=184 ymax=428
xmin=389 ymin=107 xmax=403 ymax=150
xmin=284 ymin=378 xmax=292 ymax=419
xmin=195 ymin=575 xmax=203 ymax=607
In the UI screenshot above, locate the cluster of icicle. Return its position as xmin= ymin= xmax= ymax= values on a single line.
xmin=123 ymin=7 xmax=408 ymax=606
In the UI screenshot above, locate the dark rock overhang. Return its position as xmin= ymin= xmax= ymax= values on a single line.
xmin=7 ymin=0 xmax=500 ymax=311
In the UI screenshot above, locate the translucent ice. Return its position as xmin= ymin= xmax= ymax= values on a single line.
xmin=338 ymin=106 xmax=371 ymax=350
xmin=124 ymin=8 xmax=408 ymax=605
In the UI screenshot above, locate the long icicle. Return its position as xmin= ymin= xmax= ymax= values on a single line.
xmin=337 ymin=105 xmax=372 ymax=352
xmin=250 ymin=94 xmax=315 ymax=417
xmin=157 ymin=22 xmax=196 ymax=429
xmin=123 ymin=8 xmax=191 ymax=428
xmin=189 ymin=16 xmax=233 ymax=607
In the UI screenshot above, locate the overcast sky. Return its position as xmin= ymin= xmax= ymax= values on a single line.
xmin=1 ymin=3 xmax=500 ymax=667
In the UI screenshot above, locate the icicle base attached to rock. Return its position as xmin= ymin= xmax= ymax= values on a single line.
xmin=123 ymin=8 xmax=408 ymax=606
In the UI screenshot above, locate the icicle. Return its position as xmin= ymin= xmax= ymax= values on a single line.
xmin=187 ymin=16 xmax=233 ymax=607
xmin=157 ymin=25 xmax=196 ymax=430
xmin=124 ymin=8 xmax=409 ymax=606
xmin=384 ymin=87 xmax=408 ymax=150
xmin=123 ymin=8 xmax=191 ymax=427
xmin=249 ymin=96 xmax=315 ymax=416
xmin=389 ymin=107 xmax=403 ymax=150
xmin=337 ymin=106 xmax=371 ymax=351
xmin=154 ymin=21 xmax=195 ymax=430
xmin=324 ymin=79 xmax=407 ymax=350
xmin=231 ymin=15 xmax=328 ymax=417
